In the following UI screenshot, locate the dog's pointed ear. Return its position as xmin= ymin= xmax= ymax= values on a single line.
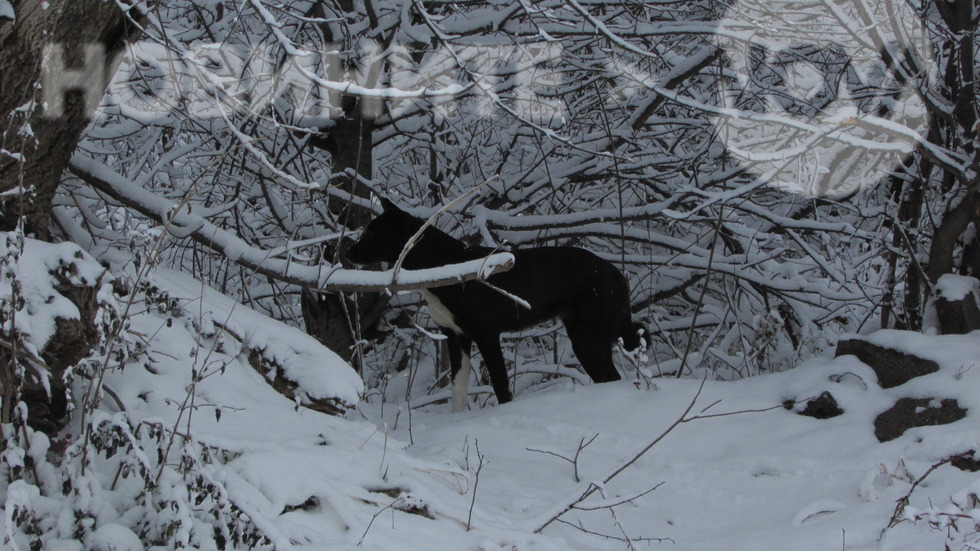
xmin=380 ymin=197 xmax=400 ymax=213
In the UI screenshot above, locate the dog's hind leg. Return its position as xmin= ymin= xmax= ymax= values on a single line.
xmin=446 ymin=332 xmax=472 ymax=413
xmin=564 ymin=316 xmax=622 ymax=383
xmin=473 ymin=334 xmax=513 ymax=405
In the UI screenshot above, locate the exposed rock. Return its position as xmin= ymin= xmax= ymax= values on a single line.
xmin=798 ymin=391 xmax=843 ymax=419
xmin=247 ymin=349 xmax=345 ymax=416
xmin=951 ymin=451 xmax=980 ymax=472
xmin=835 ymin=339 xmax=938 ymax=388
xmin=874 ymin=398 xmax=967 ymax=442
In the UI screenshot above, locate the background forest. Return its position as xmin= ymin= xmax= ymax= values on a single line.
xmin=0 ymin=0 xmax=979 ymax=549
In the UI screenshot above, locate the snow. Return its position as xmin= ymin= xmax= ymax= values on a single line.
xmin=2 ymin=235 xmax=979 ymax=549
xmin=0 ymin=235 xmax=109 ymax=364
xmin=85 ymin=524 xmax=143 ymax=551
xmin=937 ymin=274 xmax=980 ymax=302
xmin=249 ymin=327 xmax=980 ymax=549
xmin=147 ymin=268 xmax=363 ymax=406
xmin=378 ymin=334 xmax=980 ymax=550
xmin=306 ymin=330 xmax=979 ymax=549
xmin=3 ymin=249 xmax=980 ymax=549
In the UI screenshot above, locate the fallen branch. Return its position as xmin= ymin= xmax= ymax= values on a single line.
xmin=526 ymin=433 xmax=599 ymax=483
xmin=555 ymin=518 xmax=674 ymax=545
xmin=534 ymin=378 xmax=787 ymax=534
xmin=68 ymin=154 xmax=514 ymax=292
xmin=534 ymin=377 xmax=707 ymax=533
xmin=881 ymin=453 xmax=959 ymax=537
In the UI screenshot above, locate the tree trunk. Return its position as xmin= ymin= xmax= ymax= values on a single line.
xmin=882 ymin=159 xmax=929 ymax=330
xmin=302 ymin=93 xmax=382 ymax=364
xmin=292 ymin=1 xmax=388 ymax=364
xmin=927 ymin=188 xmax=980 ymax=333
xmin=928 ymin=188 xmax=980 ymax=282
xmin=0 ymin=0 xmax=134 ymax=239
xmin=923 ymin=5 xmax=979 ymax=333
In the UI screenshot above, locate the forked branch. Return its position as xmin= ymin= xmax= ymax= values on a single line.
xmin=534 ymin=378 xmax=706 ymax=533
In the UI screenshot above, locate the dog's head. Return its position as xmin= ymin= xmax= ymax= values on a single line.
xmin=346 ymin=198 xmax=423 ymax=265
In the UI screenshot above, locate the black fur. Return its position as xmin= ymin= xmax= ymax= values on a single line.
xmin=347 ymin=198 xmax=642 ymax=405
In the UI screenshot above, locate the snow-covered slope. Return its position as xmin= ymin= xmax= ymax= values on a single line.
xmin=4 ymin=255 xmax=979 ymax=550
xmin=104 ymin=319 xmax=980 ymax=550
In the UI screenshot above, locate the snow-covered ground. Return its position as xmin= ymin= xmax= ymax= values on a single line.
xmin=107 ymin=272 xmax=980 ymax=550
xmin=371 ymin=330 xmax=980 ymax=551
xmin=5 ymin=259 xmax=980 ymax=550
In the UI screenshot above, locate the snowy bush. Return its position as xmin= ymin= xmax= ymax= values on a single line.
xmin=0 ymin=232 xmax=364 ymax=549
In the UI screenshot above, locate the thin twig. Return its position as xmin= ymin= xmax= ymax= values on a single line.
xmin=535 ymin=377 xmax=707 ymax=533
xmin=466 ymin=439 xmax=486 ymax=531
xmin=572 ymin=482 xmax=664 ymax=511
xmin=357 ymin=497 xmax=403 ymax=546
xmin=555 ymin=518 xmax=674 ymax=545
xmin=526 ymin=433 xmax=598 ymax=483
xmin=882 ymin=454 xmax=958 ymax=537
xmin=676 ymin=207 xmax=725 ymax=378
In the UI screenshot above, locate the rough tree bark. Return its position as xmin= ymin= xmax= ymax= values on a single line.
xmin=0 ymin=0 xmax=134 ymax=239
xmin=0 ymin=1 xmax=135 ymax=430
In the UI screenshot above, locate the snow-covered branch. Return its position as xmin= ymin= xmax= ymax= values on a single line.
xmin=68 ymin=154 xmax=514 ymax=292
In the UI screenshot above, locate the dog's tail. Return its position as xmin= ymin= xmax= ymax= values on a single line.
xmin=619 ymin=319 xmax=646 ymax=352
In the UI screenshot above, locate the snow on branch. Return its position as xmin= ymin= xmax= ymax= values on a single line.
xmin=650 ymin=83 xmax=968 ymax=179
xmin=563 ymin=0 xmax=665 ymax=60
xmin=67 ymin=154 xmax=514 ymax=292
xmin=476 ymin=194 xmax=869 ymax=239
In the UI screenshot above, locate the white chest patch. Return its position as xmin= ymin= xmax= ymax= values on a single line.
xmin=421 ymin=290 xmax=463 ymax=333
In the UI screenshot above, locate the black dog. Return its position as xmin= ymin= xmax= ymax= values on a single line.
xmin=347 ymin=198 xmax=643 ymax=408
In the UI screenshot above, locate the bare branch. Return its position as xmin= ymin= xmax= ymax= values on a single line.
xmin=526 ymin=433 xmax=598 ymax=482
xmin=535 ymin=377 xmax=707 ymax=533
